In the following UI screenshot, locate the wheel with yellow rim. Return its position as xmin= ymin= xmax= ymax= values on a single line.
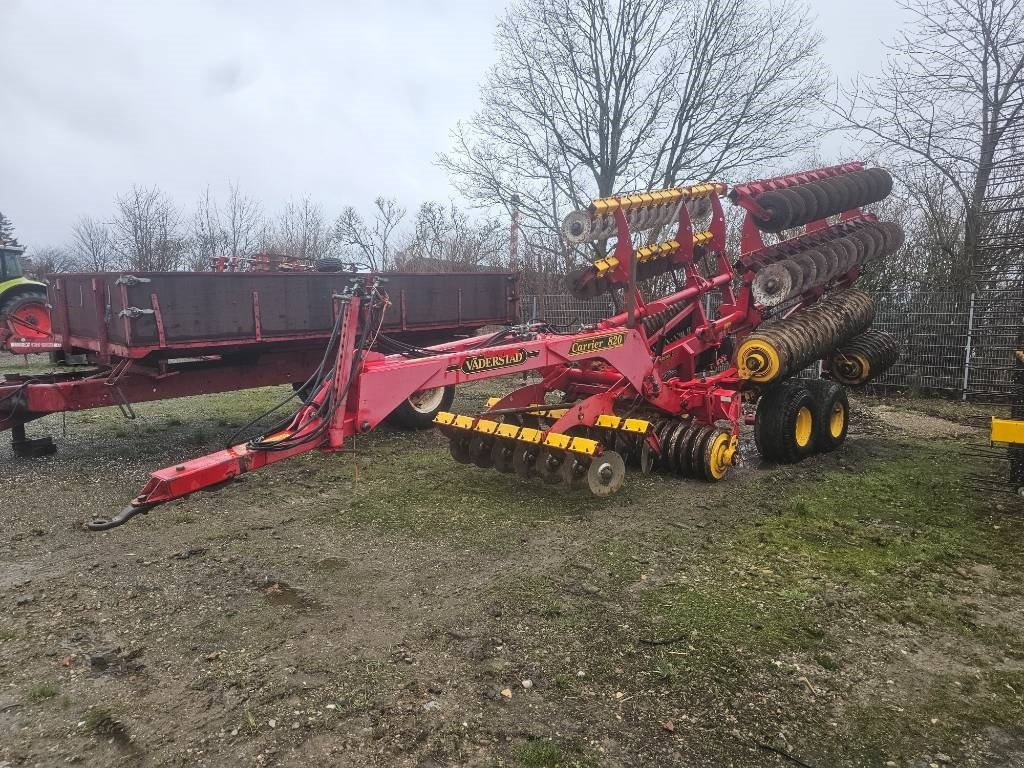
xmin=701 ymin=430 xmax=738 ymax=481
xmin=754 ymin=382 xmax=817 ymax=464
xmin=805 ymin=380 xmax=849 ymax=453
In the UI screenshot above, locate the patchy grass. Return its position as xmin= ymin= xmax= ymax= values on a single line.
xmin=642 ymin=444 xmax=1021 ymax=662
xmin=304 ymin=429 xmax=658 ymax=543
xmin=81 ymin=706 xmax=128 ymax=741
xmin=25 ymin=682 xmax=58 ymax=703
xmin=512 ymin=739 xmax=595 ymax=768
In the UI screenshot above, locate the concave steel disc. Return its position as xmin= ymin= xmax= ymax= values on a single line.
xmin=586 ymin=451 xmax=626 ymax=496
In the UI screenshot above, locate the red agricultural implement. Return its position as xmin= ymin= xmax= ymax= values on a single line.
xmin=86 ymin=163 xmax=903 ymax=530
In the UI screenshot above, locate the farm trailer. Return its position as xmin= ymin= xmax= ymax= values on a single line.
xmin=0 ymin=269 xmax=520 ymax=456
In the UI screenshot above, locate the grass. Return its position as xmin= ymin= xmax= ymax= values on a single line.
xmin=512 ymin=739 xmax=595 ymax=768
xmin=475 ymin=437 xmax=1023 ymax=764
xmin=640 ymin=443 xmax=1022 ymax=664
xmin=25 ymin=682 xmax=58 ymax=703
xmin=82 ymin=706 xmax=128 ymax=741
xmin=303 ymin=429 xmax=656 ymax=542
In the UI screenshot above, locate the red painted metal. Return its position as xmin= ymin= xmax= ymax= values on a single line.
xmin=47 ymin=270 xmax=519 ymax=360
xmin=0 ymin=347 xmax=329 ymax=433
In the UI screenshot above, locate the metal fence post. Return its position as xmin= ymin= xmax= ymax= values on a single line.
xmin=961 ymin=292 xmax=976 ymax=401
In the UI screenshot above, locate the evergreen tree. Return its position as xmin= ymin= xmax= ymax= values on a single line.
xmin=0 ymin=211 xmax=20 ymax=246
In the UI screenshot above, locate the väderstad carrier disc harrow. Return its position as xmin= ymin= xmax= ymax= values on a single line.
xmin=93 ymin=162 xmax=904 ymax=529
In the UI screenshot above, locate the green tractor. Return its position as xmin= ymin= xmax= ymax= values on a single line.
xmin=0 ymin=243 xmax=51 ymax=350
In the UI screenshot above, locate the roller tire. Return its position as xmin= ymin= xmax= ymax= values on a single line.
xmin=815 ymin=179 xmax=844 ymax=216
xmin=867 ymin=168 xmax=894 ymax=198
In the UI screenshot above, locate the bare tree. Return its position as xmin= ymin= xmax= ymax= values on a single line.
xmin=395 ymin=202 xmax=506 ymax=271
xmin=110 ymin=186 xmax=186 ymax=271
xmin=189 ymin=186 xmax=222 ymax=271
xmin=27 ymin=245 xmax=79 ymax=275
xmin=188 ymin=183 xmax=265 ymax=270
xmin=222 ymin=182 xmax=263 ymax=259
xmin=334 ymin=197 xmax=406 ymax=270
xmin=835 ymin=0 xmax=1024 ymax=287
xmin=270 ymin=198 xmax=337 ymax=262
xmin=70 ymin=216 xmax=114 ymax=271
xmin=439 ymin=0 xmax=825 ymax=269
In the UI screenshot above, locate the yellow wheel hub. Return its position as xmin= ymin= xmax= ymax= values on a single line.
xmin=736 ymin=338 xmax=783 ymax=382
xmin=834 ymin=353 xmax=871 ymax=386
xmin=794 ymin=406 xmax=813 ymax=447
xmin=704 ymin=432 xmax=737 ymax=481
xmin=829 ymin=402 xmax=846 ymax=438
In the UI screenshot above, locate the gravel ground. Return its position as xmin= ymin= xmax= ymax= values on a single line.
xmin=2 ymin=358 xmax=1023 ymax=767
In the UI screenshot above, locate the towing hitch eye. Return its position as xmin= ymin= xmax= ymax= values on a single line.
xmin=86 ymin=502 xmax=158 ymax=531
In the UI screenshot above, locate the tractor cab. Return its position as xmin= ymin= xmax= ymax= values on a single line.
xmin=1 ymin=243 xmax=28 ymax=282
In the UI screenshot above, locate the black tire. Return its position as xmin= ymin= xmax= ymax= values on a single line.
xmin=805 ymin=380 xmax=849 ymax=453
xmin=754 ymin=383 xmax=794 ymax=461
xmin=755 ymin=382 xmax=817 ymax=464
xmin=815 ymin=178 xmax=844 ymax=216
xmin=387 ymin=385 xmax=455 ymax=429
xmin=314 ymin=257 xmax=346 ymax=273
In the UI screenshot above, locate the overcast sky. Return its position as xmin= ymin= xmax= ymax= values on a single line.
xmin=0 ymin=0 xmax=907 ymax=249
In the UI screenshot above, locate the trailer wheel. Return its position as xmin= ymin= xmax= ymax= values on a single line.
xmin=387 ymin=385 xmax=455 ymax=429
xmin=755 ymin=383 xmax=817 ymax=464
xmin=806 ymin=380 xmax=849 ymax=453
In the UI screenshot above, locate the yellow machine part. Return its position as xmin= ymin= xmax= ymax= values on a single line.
xmin=991 ymin=418 xmax=1024 ymax=445
xmin=735 ymin=336 xmax=785 ymax=383
xmin=436 ymin=409 xmax=652 ymax=454
xmin=434 ymin=412 xmax=598 ymax=456
xmin=704 ymin=432 xmax=738 ymax=481
xmin=589 ymin=183 xmax=726 ymax=215
xmin=794 ymin=406 xmax=813 ymax=448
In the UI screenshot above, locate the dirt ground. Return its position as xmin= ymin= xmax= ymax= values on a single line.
xmin=2 ymin=358 xmax=1023 ymax=768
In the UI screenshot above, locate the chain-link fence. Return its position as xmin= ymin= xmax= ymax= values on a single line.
xmin=523 ymin=286 xmax=1023 ymax=402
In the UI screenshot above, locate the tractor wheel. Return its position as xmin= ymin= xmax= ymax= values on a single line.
xmin=806 ymin=380 xmax=849 ymax=453
xmin=1 ymin=289 xmax=51 ymax=343
xmin=387 ymin=385 xmax=455 ymax=429
xmin=755 ymin=382 xmax=817 ymax=464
